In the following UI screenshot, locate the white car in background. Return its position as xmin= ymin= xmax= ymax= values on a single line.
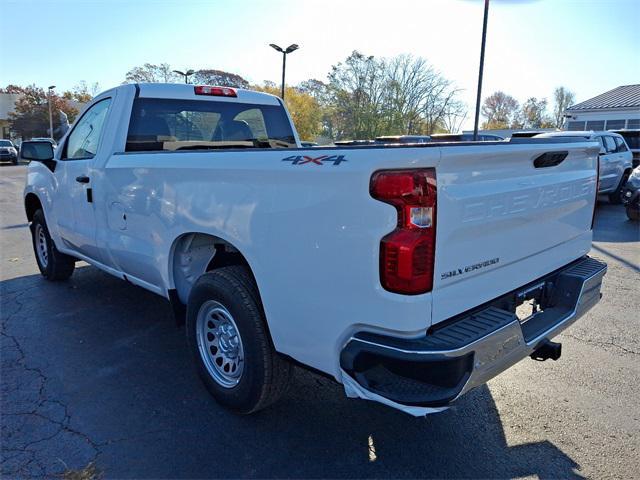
xmin=535 ymin=131 xmax=633 ymax=204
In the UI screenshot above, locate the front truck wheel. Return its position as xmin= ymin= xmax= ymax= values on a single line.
xmin=186 ymin=266 xmax=292 ymax=414
xmin=31 ymin=209 xmax=75 ymax=281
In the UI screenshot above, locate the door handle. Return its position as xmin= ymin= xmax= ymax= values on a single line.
xmin=75 ymin=175 xmax=90 ymax=184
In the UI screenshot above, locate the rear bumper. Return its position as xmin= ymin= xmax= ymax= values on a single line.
xmin=340 ymin=256 xmax=607 ymax=408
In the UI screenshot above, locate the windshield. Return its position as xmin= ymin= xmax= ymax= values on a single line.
xmin=126 ymin=98 xmax=297 ymax=152
xmin=0 ymin=140 xmax=13 ymax=147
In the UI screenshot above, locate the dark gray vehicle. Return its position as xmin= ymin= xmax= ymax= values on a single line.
xmin=621 ymin=166 xmax=640 ymax=221
xmin=430 ymin=133 xmax=504 ymax=142
xmin=374 ymin=135 xmax=431 ymax=144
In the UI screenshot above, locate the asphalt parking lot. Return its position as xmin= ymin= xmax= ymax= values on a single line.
xmin=1 ymin=163 xmax=639 ymax=479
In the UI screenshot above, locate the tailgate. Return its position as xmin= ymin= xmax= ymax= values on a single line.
xmin=431 ymin=141 xmax=599 ymax=324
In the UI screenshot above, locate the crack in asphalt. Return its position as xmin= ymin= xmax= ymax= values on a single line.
xmin=562 ymin=332 xmax=640 ymax=356
xmin=1 ymin=288 xmax=101 ymax=478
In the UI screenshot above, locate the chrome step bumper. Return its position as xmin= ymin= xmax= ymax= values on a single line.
xmin=340 ymin=256 xmax=607 ymax=407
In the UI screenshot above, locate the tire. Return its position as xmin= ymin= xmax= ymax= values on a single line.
xmin=186 ymin=266 xmax=292 ymax=414
xmin=626 ymin=206 xmax=640 ymax=221
xmin=31 ymin=209 xmax=75 ymax=281
xmin=12 ymin=158 xmax=18 ymax=165
xmin=608 ymin=172 xmax=630 ymax=205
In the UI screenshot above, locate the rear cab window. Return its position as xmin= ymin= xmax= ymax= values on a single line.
xmin=126 ymin=98 xmax=297 ymax=152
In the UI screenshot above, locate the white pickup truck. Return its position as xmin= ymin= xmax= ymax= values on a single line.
xmin=22 ymin=83 xmax=607 ymax=416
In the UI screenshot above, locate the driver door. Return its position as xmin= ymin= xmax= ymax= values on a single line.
xmin=55 ymin=98 xmax=112 ymax=262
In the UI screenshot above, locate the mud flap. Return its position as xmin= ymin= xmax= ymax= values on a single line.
xmin=340 ymin=369 xmax=449 ymax=417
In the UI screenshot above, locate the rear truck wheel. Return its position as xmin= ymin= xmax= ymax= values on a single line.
xmin=186 ymin=266 xmax=292 ymax=414
xmin=608 ymin=172 xmax=630 ymax=205
xmin=626 ymin=205 xmax=640 ymax=221
xmin=31 ymin=209 xmax=75 ymax=281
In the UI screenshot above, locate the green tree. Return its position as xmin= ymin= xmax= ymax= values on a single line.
xmin=325 ymin=51 xmax=461 ymax=140
xmin=7 ymin=85 xmax=78 ymax=140
xmin=254 ymin=83 xmax=321 ymax=140
xmin=62 ymin=81 xmax=100 ymax=103
xmin=553 ymin=86 xmax=575 ymax=128
xmin=519 ymin=97 xmax=553 ymax=129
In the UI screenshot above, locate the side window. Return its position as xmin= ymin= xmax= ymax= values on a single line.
xmin=567 ymin=121 xmax=585 ymax=131
xmin=64 ymin=98 xmax=112 ymax=159
xmin=614 ymin=136 xmax=628 ymax=153
xmin=603 ymin=136 xmax=617 ymax=153
xmin=586 ymin=120 xmax=605 ymax=131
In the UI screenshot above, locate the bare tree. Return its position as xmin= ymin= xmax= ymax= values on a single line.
xmin=327 ymin=51 xmax=463 ymax=139
xmin=553 ymin=86 xmax=575 ymax=128
xmin=327 ymin=51 xmax=388 ymax=139
xmin=191 ymin=69 xmax=250 ymax=88
xmin=442 ymin=99 xmax=468 ymax=133
xmin=124 ymin=63 xmax=179 ymax=83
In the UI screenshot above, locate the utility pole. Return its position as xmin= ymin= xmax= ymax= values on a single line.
xmin=47 ymin=85 xmax=56 ymax=139
xmin=473 ymin=0 xmax=490 ymax=141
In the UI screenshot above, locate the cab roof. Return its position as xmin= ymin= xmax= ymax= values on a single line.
xmin=134 ymin=83 xmax=282 ymax=106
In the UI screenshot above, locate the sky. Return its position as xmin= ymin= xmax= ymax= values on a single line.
xmin=1 ymin=0 xmax=639 ymax=129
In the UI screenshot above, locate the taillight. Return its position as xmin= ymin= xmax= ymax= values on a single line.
xmin=591 ymin=156 xmax=599 ymax=230
xmin=371 ymin=169 xmax=437 ymax=295
xmin=194 ymin=85 xmax=237 ymax=97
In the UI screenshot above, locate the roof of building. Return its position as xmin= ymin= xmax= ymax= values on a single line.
xmin=567 ymin=84 xmax=640 ymax=111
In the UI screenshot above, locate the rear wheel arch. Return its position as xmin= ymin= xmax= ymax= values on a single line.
xmin=169 ymin=233 xmax=257 ymax=306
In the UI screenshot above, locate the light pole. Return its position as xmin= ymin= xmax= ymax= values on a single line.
xmin=269 ymin=43 xmax=299 ymax=100
xmin=173 ymin=69 xmax=195 ymax=84
xmin=472 ymin=0 xmax=489 ymax=141
xmin=47 ymin=85 xmax=56 ymax=139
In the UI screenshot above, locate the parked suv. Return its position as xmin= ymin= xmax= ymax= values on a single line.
xmin=535 ymin=131 xmax=633 ymax=204
xmin=0 ymin=139 xmax=18 ymax=165
xmin=611 ymin=129 xmax=640 ymax=168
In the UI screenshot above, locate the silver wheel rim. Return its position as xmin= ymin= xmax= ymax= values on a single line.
xmin=196 ymin=300 xmax=244 ymax=388
xmin=35 ymin=224 xmax=48 ymax=268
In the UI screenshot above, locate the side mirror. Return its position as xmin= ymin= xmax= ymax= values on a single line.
xmin=599 ymin=147 xmax=607 ymax=155
xmin=19 ymin=141 xmax=54 ymax=161
xmin=19 ymin=141 xmax=56 ymax=172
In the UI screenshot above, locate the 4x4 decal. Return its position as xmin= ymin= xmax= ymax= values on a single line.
xmin=282 ymin=155 xmax=347 ymax=166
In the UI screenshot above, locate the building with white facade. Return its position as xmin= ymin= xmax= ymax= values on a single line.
xmin=565 ymin=84 xmax=640 ymax=131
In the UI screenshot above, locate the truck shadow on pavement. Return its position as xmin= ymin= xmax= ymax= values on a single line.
xmin=592 ymin=202 xmax=639 ymax=244
xmin=1 ymin=267 xmax=583 ymax=479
